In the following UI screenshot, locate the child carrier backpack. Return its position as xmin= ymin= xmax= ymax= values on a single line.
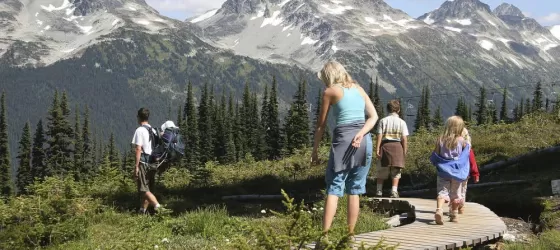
xmin=160 ymin=127 xmax=185 ymax=163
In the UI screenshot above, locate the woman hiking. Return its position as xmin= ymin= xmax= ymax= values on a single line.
xmin=311 ymin=61 xmax=378 ymax=248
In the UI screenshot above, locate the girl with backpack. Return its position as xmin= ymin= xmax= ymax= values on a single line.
xmin=430 ymin=116 xmax=471 ymax=225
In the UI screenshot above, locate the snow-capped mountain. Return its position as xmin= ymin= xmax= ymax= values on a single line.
xmin=0 ymin=0 xmax=179 ymax=66
xmin=190 ymin=0 xmax=560 ymax=102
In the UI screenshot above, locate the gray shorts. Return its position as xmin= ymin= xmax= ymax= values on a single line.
xmin=137 ymin=163 xmax=156 ymax=193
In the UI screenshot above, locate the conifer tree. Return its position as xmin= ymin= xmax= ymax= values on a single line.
xmin=224 ymin=94 xmax=236 ymax=163
xmin=234 ymin=101 xmax=244 ymax=161
xmin=250 ymin=92 xmax=265 ymax=160
xmin=16 ymin=122 xmax=32 ymax=194
xmin=432 ymin=106 xmax=443 ymax=128
xmin=490 ymin=103 xmax=499 ymax=124
xmin=197 ymin=83 xmax=214 ymax=163
xmin=513 ymin=104 xmax=520 ymax=122
xmin=369 ymin=77 xmax=384 ymax=131
xmin=525 ymin=98 xmax=531 ymax=115
xmin=285 ymin=78 xmax=310 ymax=153
xmin=475 ymin=87 xmax=488 ymax=125
xmin=82 ymin=106 xmax=93 ymax=178
xmin=185 ymin=82 xmax=200 ymax=168
xmin=107 ymin=133 xmax=120 ymax=169
xmin=241 ymin=82 xmax=252 ymax=158
xmin=31 ymin=120 xmax=47 ymax=180
xmin=261 ymin=85 xmax=269 ymax=132
xmin=533 ymin=81 xmax=543 ymax=112
xmin=73 ymin=106 xmax=83 ymax=179
xmin=500 ymin=87 xmax=508 ymax=122
xmin=546 ymin=98 xmax=550 ymax=113
xmin=47 ymin=91 xmax=74 ymax=175
xmin=0 ymin=92 xmax=12 ymax=196
xmin=414 ymin=87 xmax=426 ymax=131
xmin=455 ymin=97 xmax=468 ymax=119
xmin=266 ymin=76 xmax=282 ymax=160
xmin=214 ymin=91 xmax=227 ymax=163
xmin=519 ymin=100 xmax=525 ymax=120
xmin=313 ymin=89 xmax=330 ymax=143
xmin=422 ymin=86 xmax=431 ymax=129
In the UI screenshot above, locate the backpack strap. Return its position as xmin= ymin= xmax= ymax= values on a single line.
xmin=140 ymin=125 xmax=154 ymax=155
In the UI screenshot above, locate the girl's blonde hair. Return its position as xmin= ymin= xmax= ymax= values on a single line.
xmin=440 ymin=116 xmax=465 ymax=150
xmin=317 ymin=61 xmax=356 ymax=88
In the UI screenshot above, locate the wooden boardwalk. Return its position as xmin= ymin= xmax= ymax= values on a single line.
xmin=310 ymin=198 xmax=507 ymax=250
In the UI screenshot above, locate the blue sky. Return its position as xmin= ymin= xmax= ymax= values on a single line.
xmin=146 ymin=0 xmax=560 ymax=26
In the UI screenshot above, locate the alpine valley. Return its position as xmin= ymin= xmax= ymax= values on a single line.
xmin=1 ymin=0 xmax=560 ymax=151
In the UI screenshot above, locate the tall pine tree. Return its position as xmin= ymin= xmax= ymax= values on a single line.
xmin=265 ymin=76 xmax=282 ymax=160
xmin=285 ymin=78 xmax=310 ymax=153
xmin=107 ymin=133 xmax=120 ymax=169
xmin=475 ymin=87 xmax=488 ymax=125
xmin=185 ymin=82 xmax=200 ymax=168
xmin=422 ymin=86 xmax=431 ymax=129
xmin=47 ymin=91 xmax=74 ymax=176
xmin=313 ymin=89 xmax=330 ymax=143
xmin=0 ymin=92 xmax=12 ymax=196
xmin=31 ymin=120 xmax=47 ymax=180
xmin=519 ymin=100 xmax=525 ymax=120
xmin=432 ymin=106 xmax=443 ymax=128
xmin=500 ymin=87 xmax=508 ymax=122
xmin=250 ymin=92 xmax=265 ymax=160
xmin=241 ymin=82 xmax=252 ymax=158
xmin=414 ymin=87 xmax=426 ymax=131
xmin=234 ymin=101 xmax=245 ymax=161
xmin=224 ymin=94 xmax=236 ymax=163
xmin=16 ymin=122 xmax=32 ymax=194
xmin=73 ymin=106 xmax=83 ymax=180
xmin=533 ymin=81 xmax=543 ymax=112
xmin=525 ymin=98 xmax=531 ymax=115
xmin=82 ymin=106 xmax=93 ymax=177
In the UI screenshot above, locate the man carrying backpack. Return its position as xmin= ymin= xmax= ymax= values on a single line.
xmin=132 ymin=108 xmax=167 ymax=214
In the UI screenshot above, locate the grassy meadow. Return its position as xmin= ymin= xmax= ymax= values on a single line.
xmin=1 ymin=113 xmax=560 ymax=249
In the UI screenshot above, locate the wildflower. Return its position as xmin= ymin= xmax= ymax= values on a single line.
xmin=320 ymin=207 xmax=324 ymax=211
xmin=161 ymin=238 xmax=169 ymax=244
xmin=261 ymin=209 xmax=266 ymax=214
xmin=225 ymin=239 xmax=230 ymax=243
xmin=307 ymin=211 xmax=312 ymax=214
xmin=312 ymin=207 xmax=318 ymax=211
xmin=154 ymin=245 xmax=159 ymax=249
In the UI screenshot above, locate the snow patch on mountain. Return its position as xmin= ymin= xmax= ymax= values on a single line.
xmin=444 ymin=26 xmax=461 ymax=32
xmin=551 ymin=25 xmax=560 ymax=40
xmin=301 ymin=37 xmax=318 ymax=45
xmin=190 ymin=9 xmax=219 ymax=23
xmin=478 ymin=40 xmax=494 ymax=50
xmin=320 ymin=3 xmax=353 ymax=15
xmin=278 ymin=0 xmax=292 ymax=7
xmin=423 ymin=14 xmax=435 ymax=25
xmin=261 ymin=11 xmax=283 ymax=27
xmin=41 ymin=0 xmax=71 ymax=12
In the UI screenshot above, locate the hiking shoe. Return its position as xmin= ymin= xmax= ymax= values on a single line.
xmin=449 ymin=212 xmax=459 ymax=223
xmin=390 ymin=191 xmax=399 ymax=198
xmin=435 ymin=209 xmax=444 ymax=225
xmin=314 ymin=235 xmax=331 ymax=250
xmin=154 ymin=205 xmax=172 ymax=215
xmin=375 ymin=190 xmax=383 ymax=197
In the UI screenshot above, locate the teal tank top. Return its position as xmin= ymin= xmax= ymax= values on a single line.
xmin=331 ymin=85 xmax=366 ymax=126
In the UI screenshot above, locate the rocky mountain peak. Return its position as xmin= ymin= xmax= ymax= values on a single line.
xmin=493 ymin=3 xmax=524 ymax=17
xmin=421 ymin=0 xmax=491 ymax=21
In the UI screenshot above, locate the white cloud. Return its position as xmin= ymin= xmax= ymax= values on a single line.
xmin=146 ymin=0 xmax=225 ymax=18
xmin=538 ymin=12 xmax=560 ymax=25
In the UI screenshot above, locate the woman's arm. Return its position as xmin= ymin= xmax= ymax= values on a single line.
xmin=356 ymin=87 xmax=379 ymax=137
xmin=312 ymin=89 xmax=332 ymax=154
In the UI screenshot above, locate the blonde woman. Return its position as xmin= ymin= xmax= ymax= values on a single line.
xmin=430 ymin=116 xmax=471 ymax=224
xmin=311 ymin=61 xmax=378 ymax=246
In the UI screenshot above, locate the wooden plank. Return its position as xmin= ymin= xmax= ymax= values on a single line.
xmin=355 ymin=198 xmax=505 ymax=250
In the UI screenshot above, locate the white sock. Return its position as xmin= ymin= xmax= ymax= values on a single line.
xmin=139 ymin=208 xmax=146 ymax=213
xmin=376 ymin=184 xmax=383 ymax=192
xmin=154 ymin=204 xmax=161 ymax=210
xmin=392 ymin=186 xmax=398 ymax=192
